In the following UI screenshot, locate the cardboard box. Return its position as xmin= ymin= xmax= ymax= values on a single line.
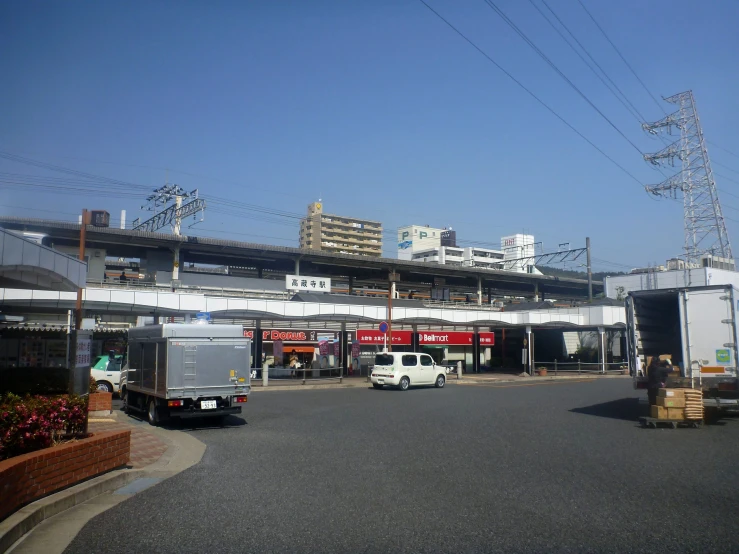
xmin=656 ymin=396 xmax=686 ymax=408
xmin=658 ymin=388 xmax=685 ymax=398
xmin=666 ymin=407 xmax=685 ymax=420
xmin=650 ymin=405 xmax=668 ymax=419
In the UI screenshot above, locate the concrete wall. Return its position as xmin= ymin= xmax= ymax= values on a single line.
xmin=604 ymin=267 xmax=739 ymax=298
xmin=54 ymin=245 xmax=106 ymax=281
xmin=154 ymin=270 xmax=287 ymax=291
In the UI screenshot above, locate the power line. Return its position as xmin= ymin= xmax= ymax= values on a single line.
xmin=576 ymin=0 xmax=667 ymax=116
xmin=417 ymin=0 xmax=645 ymax=186
xmin=708 ymin=141 xmax=739 ymax=160
xmin=481 ymin=0 xmax=644 ymax=155
xmin=713 ymin=160 xmax=739 ymax=175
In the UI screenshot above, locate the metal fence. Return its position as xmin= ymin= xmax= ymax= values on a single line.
xmin=533 ymin=361 xmax=628 ymax=375
xmin=251 ymin=365 xmax=346 ymax=387
xmin=87 ymin=279 xmax=292 ymax=300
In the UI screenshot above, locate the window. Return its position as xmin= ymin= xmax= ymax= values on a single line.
xmin=402 ymin=355 xmax=418 ymax=367
xmin=420 ymin=355 xmax=433 ymax=367
xmin=375 ymin=354 xmax=394 ymax=366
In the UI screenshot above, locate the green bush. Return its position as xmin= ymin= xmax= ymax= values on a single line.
xmin=0 ymin=393 xmax=88 ymax=460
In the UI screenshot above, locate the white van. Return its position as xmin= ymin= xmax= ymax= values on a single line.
xmin=370 ymin=352 xmax=446 ymax=391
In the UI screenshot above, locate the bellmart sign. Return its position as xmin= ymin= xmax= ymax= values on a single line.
xmin=286 ymin=274 xmax=331 ymax=292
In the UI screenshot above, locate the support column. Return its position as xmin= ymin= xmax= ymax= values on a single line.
xmin=534 ymin=283 xmax=539 ymax=302
xmin=477 ymin=277 xmax=482 ymax=306
xmin=295 ymin=257 xmax=300 ymax=276
xmin=526 ymin=326 xmax=533 ymax=376
xmin=488 ymin=286 xmax=492 ymax=305
xmin=257 ymin=267 xmax=263 ymax=279
xmin=254 ymin=320 xmax=263 ymax=373
xmin=340 ymin=322 xmax=347 ymax=383
xmin=473 ymin=328 xmax=480 ymax=373
xmin=348 ymin=275 xmax=354 ymax=296
xmin=412 ymin=324 xmax=419 ymax=352
xmin=598 ymin=326 xmax=606 ymax=374
xmin=173 ymin=245 xmax=181 ymax=281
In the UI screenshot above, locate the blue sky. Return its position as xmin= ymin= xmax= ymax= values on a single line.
xmin=1 ymin=0 xmax=738 ymax=272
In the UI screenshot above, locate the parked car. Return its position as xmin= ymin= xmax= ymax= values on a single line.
xmin=370 ymin=352 xmax=446 ymax=391
xmin=91 ymin=354 xmax=123 ymax=394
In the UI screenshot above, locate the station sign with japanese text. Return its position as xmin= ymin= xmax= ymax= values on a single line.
xmin=286 ymin=274 xmax=331 ymax=292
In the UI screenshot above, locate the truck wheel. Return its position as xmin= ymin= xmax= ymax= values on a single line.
xmin=121 ymin=389 xmax=128 ymax=413
xmin=398 ymin=377 xmax=410 ymax=391
xmin=147 ymin=399 xmax=160 ymax=426
xmin=95 ymin=381 xmax=113 ymax=393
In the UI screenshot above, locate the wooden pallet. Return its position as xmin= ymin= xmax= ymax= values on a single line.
xmin=639 ymin=416 xmax=703 ymax=429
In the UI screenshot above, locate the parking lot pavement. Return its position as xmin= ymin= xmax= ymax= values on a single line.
xmin=65 ymin=380 xmax=739 ymax=554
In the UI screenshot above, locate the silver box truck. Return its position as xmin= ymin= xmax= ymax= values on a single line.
xmin=626 ymin=285 xmax=739 ymax=410
xmin=122 ymin=324 xmax=251 ymax=425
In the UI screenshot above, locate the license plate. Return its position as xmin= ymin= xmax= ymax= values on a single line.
xmin=377 ymin=380 xmax=384 ymax=384
xmin=201 ymin=400 xmax=217 ymax=410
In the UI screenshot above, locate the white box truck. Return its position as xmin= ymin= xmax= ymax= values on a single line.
xmin=626 ymin=285 xmax=739 ymax=410
xmin=122 ymin=324 xmax=251 ymax=425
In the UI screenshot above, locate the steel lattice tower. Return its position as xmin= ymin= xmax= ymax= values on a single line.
xmin=642 ymin=90 xmax=733 ymax=266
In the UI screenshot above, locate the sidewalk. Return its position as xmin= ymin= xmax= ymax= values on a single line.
xmin=252 ymin=372 xmax=630 ymax=391
xmin=88 ymin=414 xmax=169 ymax=468
xmin=1 ymin=410 xmax=205 ymax=554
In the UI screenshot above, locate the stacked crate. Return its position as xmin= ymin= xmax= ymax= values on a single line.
xmin=650 ymin=388 xmax=703 ymax=421
xmin=683 ymin=389 xmax=704 ymax=421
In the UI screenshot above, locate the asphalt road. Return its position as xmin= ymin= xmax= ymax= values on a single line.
xmin=66 ymin=380 xmax=739 ymax=553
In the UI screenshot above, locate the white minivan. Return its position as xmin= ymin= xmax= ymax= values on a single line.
xmin=370 ymin=352 xmax=446 ymax=391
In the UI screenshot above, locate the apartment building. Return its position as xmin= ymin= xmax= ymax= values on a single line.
xmin=299 ymin=202 xmax=382 ymax=257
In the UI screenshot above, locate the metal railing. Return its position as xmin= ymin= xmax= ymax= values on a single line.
xmin=87 ymin=279 xmax=292 ymax=300
xmin=533 ymin=361 xmax=629 ymax=375
xmin=251 ymin=365 xmax=345 ymax=387
xmin=421 ymin=300 xmax=502 ymax=311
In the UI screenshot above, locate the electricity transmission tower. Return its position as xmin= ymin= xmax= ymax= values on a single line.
xmin=132 ymin=185 xmax=205 ymax=235
xmin=642 ymin=90 xmax=733 ymax=267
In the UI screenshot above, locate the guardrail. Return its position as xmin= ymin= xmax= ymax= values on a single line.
xmin=533 ymin=361 xmax=628 ymax=375
xmin=251 ymin=365 xmax=345 ymax=386
xmin=87 ymin=279 xmax=292 ymax=300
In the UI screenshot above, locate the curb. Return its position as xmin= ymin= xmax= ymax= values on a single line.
xmin=0 ymin=468 xmax=141 ymax=553
xmin=251 ymin=374 xmax=630 ymax=391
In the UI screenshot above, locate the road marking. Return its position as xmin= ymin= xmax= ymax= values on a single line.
xmin=458 ymin=379 xmax=595 ymax=388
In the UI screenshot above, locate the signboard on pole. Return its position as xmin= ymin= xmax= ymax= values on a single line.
xmin=70 ymin=330 xmax=93 ymax=395
xmin=378 ymin=321 xmax=389 ymax=333
xmin=286 ymin=274 xmax=331 ymax=292
xmin=418 ymin=331 xmax=474 ymax=345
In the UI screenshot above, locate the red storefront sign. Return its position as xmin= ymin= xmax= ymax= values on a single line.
xmin=478 ymin=332 xmax=495 ymax=346
xmin=242 ymin=329 xmax=339 ymax=342
xmin=357 ymin=329 xmax=413 ymax=345
xmin=418 ymin=331 xmax=473 ymax=345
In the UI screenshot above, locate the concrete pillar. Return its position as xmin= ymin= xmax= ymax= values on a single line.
xmin=598 ymin=326 xmax=606 ymax=374
xmin=412 ymin=324 xmax=419 ymax=352
xmin=534 ymin=283 xmax=539 ymax=302
xmin=526 ymin=325 xmax=533 ymax=375
xmin=473 ymin=328 xmax=480 ymax=373
xmin=257 ymin=267 xmax=263 ymax=279
xmin=348 ymin=275 xmax=354 ymax=295
xmin=477 ymin=277 xmax=482 ymax=306
xmin=340 ymin=322 xmax=347 ymax=382
xmin=294 ymin=257 xmax=300 ymax=276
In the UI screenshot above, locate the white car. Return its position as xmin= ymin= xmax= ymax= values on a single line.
xmin=370 ymin=352 xmax=446 ymax=391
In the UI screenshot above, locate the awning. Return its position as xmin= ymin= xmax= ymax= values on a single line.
xmin=282 ymin=345 xmax=316 ymax=354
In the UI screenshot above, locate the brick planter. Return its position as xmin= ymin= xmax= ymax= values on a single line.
xmin=88 ymin=392 xmax=113 ymax=415
xmin=0 ymin=429 xmax=130 ymax=522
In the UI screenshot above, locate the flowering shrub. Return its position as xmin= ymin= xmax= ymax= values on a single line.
xmin=0 ymin=393 xmax=88 ymax=460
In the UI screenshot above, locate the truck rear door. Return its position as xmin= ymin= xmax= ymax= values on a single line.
xmin=681 ymin=287 xmax=738 ymax=379
xmin=625 ymin=294 xmax=643 ymax=388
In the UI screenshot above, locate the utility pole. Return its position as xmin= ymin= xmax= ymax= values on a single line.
xmin=642 ymin=90 xmax=733 ymax=266
xmin=132 ymin=184 xmax=205 ymax=283
xmin=586 ymin=237 xmax=593 ymax=302
xmin=75 ymin=209 xmax=90 ymax=329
